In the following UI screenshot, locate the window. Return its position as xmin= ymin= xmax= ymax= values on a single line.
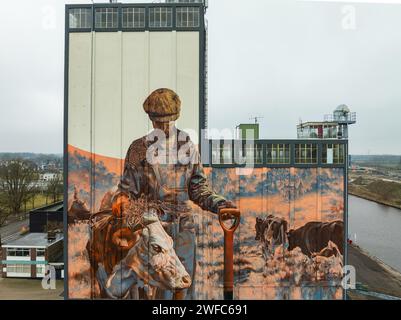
xmin=122 ymin=8 xmax=145 ymax=28
xmin=69 ymin=8 xmax=92 ymax=29
xmin=266 ymin=144 xmax=290 ymax=164
xmin=149 ymin=7 xmax=173 ymax=28
xmin=36 ymin=264 xmax=46 ymax=275
xmin=323 ymin=125 xmax=337 ymax=139
xmin=241 ymin=143 xmax=263 ymax=165
xmin=36 ymin=249 xmax=46 ymax=257
xmin=212 ymin=142 xmax=232 ymax=165
xmin=308 ymin=126 xmax=319 ymax=139
xmin=295 ymin=144 xmax=318 ymax=164
xmin=322 ymin=144 xmax=345 ymax=164
xmin=6 ymin=264 xmax=31 ymax=274
xmin=7 ymin=248 xmax=30 ymax=257
xmin=95 ymin=8 xmax=118 ymax=29
xmin=176 ymin=7 xmax=200 ymax=28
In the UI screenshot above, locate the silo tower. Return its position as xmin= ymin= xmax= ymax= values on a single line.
xmin=327 ymin=104 xmax=356 ymax=139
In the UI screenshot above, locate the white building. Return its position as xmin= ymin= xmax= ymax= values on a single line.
xmin=1 ymin=233 xmax=63 ymax=279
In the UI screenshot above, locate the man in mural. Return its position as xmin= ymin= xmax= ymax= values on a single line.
xmin=111 ymin=88 xmax=237 ymax=300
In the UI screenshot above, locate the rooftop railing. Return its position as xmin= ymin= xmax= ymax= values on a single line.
xmin=324 ymin=112 xmax=357 ymax=123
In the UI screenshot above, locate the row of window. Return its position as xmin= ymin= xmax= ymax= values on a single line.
xmin=297 ymin=125 xmax=338 ymax=139
xmin=69 ymin=7 xmax=201 ymax=30
xmin=211 ymin=143 xmax=345 ymax=165
xmin=7 ymin=248 xmax=30 ymax=257
xmin=7 ymin=248 xmax=45 ymax=257
xmin=6 ymin=264 xmax=46 ymax=275
xmin=6 ymin=264 xmax=31 ymax=274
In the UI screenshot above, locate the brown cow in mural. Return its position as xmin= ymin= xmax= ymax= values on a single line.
xmin=255 ymin=216 xmax=288 ymax=256
xmin=287 ymin=221 xmax=344 ymax=257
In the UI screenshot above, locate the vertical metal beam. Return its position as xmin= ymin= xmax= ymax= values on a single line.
xmin=344 ymin=141 xmax=349 ymax=300
xmin=63 ymin=5 xmax=70 ymax=300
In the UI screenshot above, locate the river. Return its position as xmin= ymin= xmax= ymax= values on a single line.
xmin=349 ymin=195 xmax=401 ymax=272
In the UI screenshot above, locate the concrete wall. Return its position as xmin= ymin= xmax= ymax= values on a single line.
xmin=68 ymin=31 xmax=200 ymax=160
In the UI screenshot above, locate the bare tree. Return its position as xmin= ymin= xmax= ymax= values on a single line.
xmin=0 ymin=202 xmax=13 ymax=248
xmin=46 ymin=175 xmax=63 ymax=203
xmin=0 ymin=160 xmax=39 ymax=217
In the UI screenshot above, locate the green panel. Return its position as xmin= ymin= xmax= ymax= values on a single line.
xmin=239 ymin=124 xmax=259 ymax=140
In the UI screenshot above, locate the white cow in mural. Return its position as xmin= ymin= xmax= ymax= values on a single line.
xmin=78 ymin=190 xmax=191 ymax=300
xmin=95 ymin=210 xmax=191 ymax=299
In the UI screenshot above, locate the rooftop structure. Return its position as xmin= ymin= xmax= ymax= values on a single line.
xmin=297 ymin=105 xmax=356 ymax=140
xmin=236 ymin=123 xmax=260 ymax=140
xmin=29 ymin=201 xmax=63 ymax=233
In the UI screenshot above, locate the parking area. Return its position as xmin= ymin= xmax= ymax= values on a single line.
xmin=0 ymin=278 xmax=64 ymax=300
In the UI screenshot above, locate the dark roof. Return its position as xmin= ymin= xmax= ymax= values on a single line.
xmin=30 ymin=201 xmax=63 ymax=214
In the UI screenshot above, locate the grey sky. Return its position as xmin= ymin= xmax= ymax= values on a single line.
xmin=0 ymin=0 xmax=400 ymax=154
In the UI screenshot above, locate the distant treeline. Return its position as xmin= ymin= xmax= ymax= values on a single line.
xmin=0 ymin=153 xmax=62 ymax=160
xmin=351 ymin=155 xmax=401 ymax=169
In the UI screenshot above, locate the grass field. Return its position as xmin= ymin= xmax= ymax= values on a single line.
xmin=0 ymin=278 xmax=64 ymax=300
xmin=22 ymin=194 xmax=63 ymax=213
xmin=1 ymin=195 xmax=62 ymax=225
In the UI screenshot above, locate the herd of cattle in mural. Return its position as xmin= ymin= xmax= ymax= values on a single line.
xmin=67 ymin=145 xmax=345 ymax=300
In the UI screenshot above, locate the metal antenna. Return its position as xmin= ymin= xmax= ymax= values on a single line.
xmin=249 ymin=116 xmax=264 ymax=124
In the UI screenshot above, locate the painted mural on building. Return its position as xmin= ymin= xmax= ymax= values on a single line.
xmin=67 ymin=90 xmax=344 ymax=300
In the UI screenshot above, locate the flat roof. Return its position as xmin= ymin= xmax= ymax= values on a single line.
xmin=297 ymin=122 xmax=339 ymax=127
xmin=30 ymin=201 xmax=63 ymax=213
xmin=2 ymin=233 xmax=63 ymax=248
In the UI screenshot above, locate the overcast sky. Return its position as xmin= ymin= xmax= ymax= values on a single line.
xmin=0 ymin=0 xmax=400 ymax=155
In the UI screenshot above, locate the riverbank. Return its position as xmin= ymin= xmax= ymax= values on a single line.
xmin=348 ymin=178 xmax=401 ymax=210
xmin=347 ymin=244 xmax=401 ymax=300
xmin=348 ymin=188 xmax=401 ymax=211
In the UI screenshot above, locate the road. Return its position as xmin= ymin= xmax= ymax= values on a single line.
xmin=0 ymin=218 xmax=29 ymax=244
xmin=348 ymin=245 xmax=401 ymax=300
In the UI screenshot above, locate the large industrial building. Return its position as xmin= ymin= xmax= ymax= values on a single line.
xmin=65 ymin=1 xmax=355 ymax=300
xmin=66 ymin=0 xmax=206 ymax=158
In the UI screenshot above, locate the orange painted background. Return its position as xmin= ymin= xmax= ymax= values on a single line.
xmin=67 ymin=146 xmax=345 ymax=300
